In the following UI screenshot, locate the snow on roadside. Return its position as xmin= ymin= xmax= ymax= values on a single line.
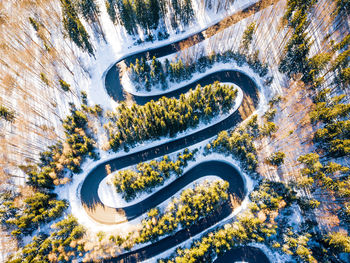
xmin=57 ymin=85 xmax=242 ymax=233
xmin=140 ymin=153 xmax=255 ymax=263
xmin=122 ymin=62 xmax=263 ymax=97
xmin=83 ymin=0 xmax=260 ymax=111
xmin=248 ymin=243 xmax=292 ymax=263
xmin=57 ymin=56 xmax=271 ymax=234
xmin=103 ymin=152 xmax=255 ymax=254
xmin=97 ymin=84 xmax=241 ymax=208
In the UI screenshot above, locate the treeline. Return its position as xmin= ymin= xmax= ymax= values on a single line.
xmin=127 ymin=49 xmax=268 ymax=92
xmin=159 ymin=181 xmax=309 ymax=263
xmin=310 ymin=90 xmax=350 ymax=157
xmin=28 ymin=104 xmax=98 ymax=190
xmin=6 ymin=215 xmax=86 ymax=263
xmin=113 ymin=148 xmax=197 ymax=201
xmin=137 ymin=180 xmax=229 ymax=243
xmin=105 ymin=0 xmax=193 ymax=36
xmin=0 ymin=97 xmax=99 ymax=240
xmin=106 ymin=82 xmax=238 ymax=151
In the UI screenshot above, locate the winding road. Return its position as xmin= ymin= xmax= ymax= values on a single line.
xmin=81 ymin=70 xmax=259 ymax=225
xmin=104 ymin=0 xmax=275 ymax=104
xmin=82 ymin=70 xmax=261 ymax=263
xmin=79 ymin=1 xmax=278 ymax=262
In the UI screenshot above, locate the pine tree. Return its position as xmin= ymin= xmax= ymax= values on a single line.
xmin=148 ymin=0 xmax=160 ymax=29
xmin=279 ymin=20 xmax=311 ymax=77
xmin=241 ymin=22 xmax=256 ymax=53
xmin=0 ymin=105 xmax=15 ymax=122
xmin=77 ymin=0 xmax=100 ymax=22
xmin=117 ymin=0 xmax=136 ymax=34
xmin=171 ymin=0 xmax=181 ymax=22
xmin=60 ymin=0 xmax=94 ymax=55
xmin=134 ymin=0 xmax=149 ymax=31
xmin=326 ymin=232 xmax=350 ymax=253
xmin=105 ymin=0 xmax=117 ymax=23
xmin=181 ymin=0 xmax=194 ymax=26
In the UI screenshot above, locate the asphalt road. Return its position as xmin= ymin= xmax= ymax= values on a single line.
xmin=81 ymin=70 xmax=259 ymax=225
xmin=80 ymin=1 xmax=274 ymax=260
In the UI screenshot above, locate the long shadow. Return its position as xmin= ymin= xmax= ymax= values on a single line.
xmin=104 ymin=0 xmax=265 ymax=103
xmin=84 ymin=160 xmax=245 ymax=224
xmin=102 ymin=201 xmax=232 ymax=263
xmin=81 ymin=70 xmax=259 ymax=218
xmin=105 ymin=61 xmax=259 ymax=106
xmin=83 ymin=2 xmax=268 ymax=259
xmin=81 ymin=70 xmax=260 ymax=261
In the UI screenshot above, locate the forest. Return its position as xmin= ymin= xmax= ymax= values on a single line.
xmin=311 ymin=91 xmax=350 ymax=157
xmin=1 ymin=0 xmax=350 ymax=261
xmin=105 ymin=0 xmax=193 ymax=38
xmin=106 ymin=82 xmax=238 ymax=151
xmin=126 ymin=48 xmax=268 ymax=92
xmin=113 ymin=148 xmax=197 ymax=200
xmin=160 ymin=179 xmax=350 ymax=263
xmin=136 ymin=180 xmax=229 ymax=243
xmin=159 ymin=181 xmax=297 ymax=263
xmin=0 ymin=96 xmax=100 ymax=241
xmin=6 ymin=215 xmax=86 ymax=262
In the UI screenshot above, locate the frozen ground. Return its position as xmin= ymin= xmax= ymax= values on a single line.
xmin=83 ymin=0 xmax=260 ymax=111
xmin=58 ymin=47 xmax=271 ymax=233
xmin=122 ymin=62 xmax=266 ymax=97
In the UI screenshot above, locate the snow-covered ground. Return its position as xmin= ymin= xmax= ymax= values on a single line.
xmin=58 ymin=84 xmax=244 ymax=232
xmin=122 ymin=62 xmax=266 ymax=97
xmin=99 ymin=174 xmax=221 ymax=208
xmin=52 ymin=0 xmax=279 ymax=260
xmin=58 ymin=43 xmax=271 ymax=233
xmin=82 ymin=0 xmax=260 ymax=110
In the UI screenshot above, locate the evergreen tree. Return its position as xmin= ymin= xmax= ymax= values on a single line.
xmin=77 ymin=0 xmax=100 ymax=22
xmin=326 ymin=232 xmax=350 ymax=253
xmin=241 ymin=22 xmax=256 ymax=53
xmin=118 ymin=0 xmax=137 ymax=34
xmin=0 ymin=105 xmax=15 ymax=122
xmin=134 ymin=0 xmax=149 ymax=31
xmin=181 ymin=0 xmax=194 ymax=26
xmin=335 ymin=0 xmax=350 ymax=15
xmin=60 ymin=0 xmax=94 ymax=55
xmin=148 ymin=0 xmax=160 ymax=29
xmin=29 ymin=17 xmax=40 ymax=31
xmin=105 ymin=0 xmax=117 ymax=23
xmin=171 ymin=0 xmax=181 ymax=22
xmin=279 ymin=19 xmax=311 ymax=77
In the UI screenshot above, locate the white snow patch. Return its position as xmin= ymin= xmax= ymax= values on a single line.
xmin=57 ymin=59 xmax=270 ymax=234
xmin=122 ymin=62 xmax=261 ymax=97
